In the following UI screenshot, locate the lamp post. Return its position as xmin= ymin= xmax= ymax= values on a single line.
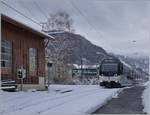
xmin=80 ymin=56 xmax=83 ymax=83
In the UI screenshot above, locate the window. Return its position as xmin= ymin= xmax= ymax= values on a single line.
xmin=29 ymin=48 xmax=37 ymax=76
xmin=101 ymin=63 xmax=118 ymax=76
xmin=1 ymin=40 xmax=12 ymax=68
xmin=101 ymin=63 xmax=118 ymax=72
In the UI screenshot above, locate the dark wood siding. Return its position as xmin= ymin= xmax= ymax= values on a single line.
xmin=1 ymin=19 xmax=45 ymax=84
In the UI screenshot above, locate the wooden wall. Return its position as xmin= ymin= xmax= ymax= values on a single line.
xmin=1 ymin=20 xmax=45 ymax=84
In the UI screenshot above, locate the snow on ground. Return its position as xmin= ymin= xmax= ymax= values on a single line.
xmin=0 ymin=85 xmax=123 ymax=115
xmin=142 ymin=81 xmax=149 ymax=113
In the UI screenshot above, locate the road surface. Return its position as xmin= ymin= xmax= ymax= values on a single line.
xmin=93 ymin=86 xmax=145 ymax=114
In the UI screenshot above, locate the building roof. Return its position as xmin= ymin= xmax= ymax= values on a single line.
xmin=73 ymin=64 xmax=98 ymax=69
xmin=1 ymin=14 xmax=55 ymax=40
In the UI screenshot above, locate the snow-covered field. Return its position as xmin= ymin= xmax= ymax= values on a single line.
xmin=0 ymin=85 xmax=122 ymax=115
xmin=142 ymin=81 xmax=149 ymax=113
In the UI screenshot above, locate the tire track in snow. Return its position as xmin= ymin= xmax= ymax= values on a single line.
xmin=18 ymin=88 xmax=100 ymax=109
xmin=1 ymin=91 xmax=49 ymax=103
xmin=1 ymin=92 xmax=31 ymax=103
xmin=41 ymin=89 xmax=123 ymax=115
xmin=0 ymin=92 xmax=57 ymax=114
xmin=17 ymin=86 xmax=95 ymax=107
xmin=1 ymin=87 xmax=101 ymax=114
xmin=5 ymin=88 xmax=105 ymax=114
xmin=37 ymin=89 xmax=105 ymax=114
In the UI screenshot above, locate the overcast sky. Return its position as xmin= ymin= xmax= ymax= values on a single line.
xmin=1 ymin=0 xmax=150 ymax=57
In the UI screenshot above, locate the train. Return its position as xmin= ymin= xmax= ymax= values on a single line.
xmin=99 ymin=58 xmax=137 ymax=88
xmin=72 ymin=57 xmax=147 ymax=87
xmin=72 ymin=58 xmax=144 ymax=87
xmin=72 ymin=58 xmax=139 ymax=87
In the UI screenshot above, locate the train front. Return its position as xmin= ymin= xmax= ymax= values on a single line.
xmin=99 ymin=58 xmax=122 ymax=88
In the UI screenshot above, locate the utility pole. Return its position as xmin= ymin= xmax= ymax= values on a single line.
xmin=80 ymin=56 xmax=83 ymax=83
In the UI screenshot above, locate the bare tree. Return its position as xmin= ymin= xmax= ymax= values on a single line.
xmin=45 ymin=33 xmax=74 ymax=84
xmin=42 ymin=11 xmax=74 ymax=33
xmin=43 ymin=11 xmax=75 ymax=84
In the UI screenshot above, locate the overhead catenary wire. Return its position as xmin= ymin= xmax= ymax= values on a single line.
xmin=2 ymin=0 xmax=101 ymax=35
xmin=69 ymin=0 xmax=103 ymax=37
xmin=69 ymin=0 xmax=95 ymax=32
xmin=33 ymin=0 xmax=48 ymax=20
xmin=1 ymin=0 xmax=42 ymax=27
xmin=2 ymin=0 xmax=103 ymax=40
xmin=68 ymin=0 xmax=112 ymax=50
xmin=18 ymin=1 xmax=37 ymax=19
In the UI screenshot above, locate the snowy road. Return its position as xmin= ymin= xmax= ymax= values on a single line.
xmin=0 ymin=85 xmax=122 ymax=115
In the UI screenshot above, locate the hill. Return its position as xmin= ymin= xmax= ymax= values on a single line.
xmin=47 ymin=32 xmax=108 ymax=65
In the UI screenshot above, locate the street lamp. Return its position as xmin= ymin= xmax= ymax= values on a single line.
xmin=80 ymin=56 xmax=83 ymax=82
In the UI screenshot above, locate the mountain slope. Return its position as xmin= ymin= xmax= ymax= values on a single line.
xmin=47 ymin=32 xmax=108 ymax=64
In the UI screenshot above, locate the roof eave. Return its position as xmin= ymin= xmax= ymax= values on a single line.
xmin=1 ymin=14 xmax=55 ymax=40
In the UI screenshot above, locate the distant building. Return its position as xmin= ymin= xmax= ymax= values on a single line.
xmin=1 ymin=14 xmax=54 ymax=90
xmin=72 ymin=64 xmax=99 ymax=78
xmin=71 ymin=65 xmax=99 ymax=85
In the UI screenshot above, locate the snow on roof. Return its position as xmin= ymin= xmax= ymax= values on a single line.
xmin=73 ymin=64 xmax=98 ymax=69
xmin=43 ymin=30 xmax=68 ymax=34
xmin=2 ymin=14 xmax=55 ymax=40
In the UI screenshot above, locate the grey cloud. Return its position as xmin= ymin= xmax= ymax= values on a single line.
xmin=2 ymin=0 xmax=149 ymax=56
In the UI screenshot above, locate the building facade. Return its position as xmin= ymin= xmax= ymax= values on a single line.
xmin=1 ymin=14 xmax=54 ymax=90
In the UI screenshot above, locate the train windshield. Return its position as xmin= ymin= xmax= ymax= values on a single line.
xmin=101 ymin=63 xmax=118 ymax=76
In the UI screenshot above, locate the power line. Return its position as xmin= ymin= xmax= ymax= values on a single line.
xmin=69 ymin=0 xmax=103 ymax=37
xmin=68 ymin=0 xmax=111 ymax=51
xmin=33 ymin=0 xmax=48 ymax=19
xmin=18 ymin=1 xmax=37 ymax=19
xmin=1 ymin=0 xmax=42 ymax=27
xmin=69 ymin=0 xmax=94 ymax=31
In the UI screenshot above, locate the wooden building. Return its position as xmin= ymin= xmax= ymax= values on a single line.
xmin=1 ymin=14 xmax=54 ymax=90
